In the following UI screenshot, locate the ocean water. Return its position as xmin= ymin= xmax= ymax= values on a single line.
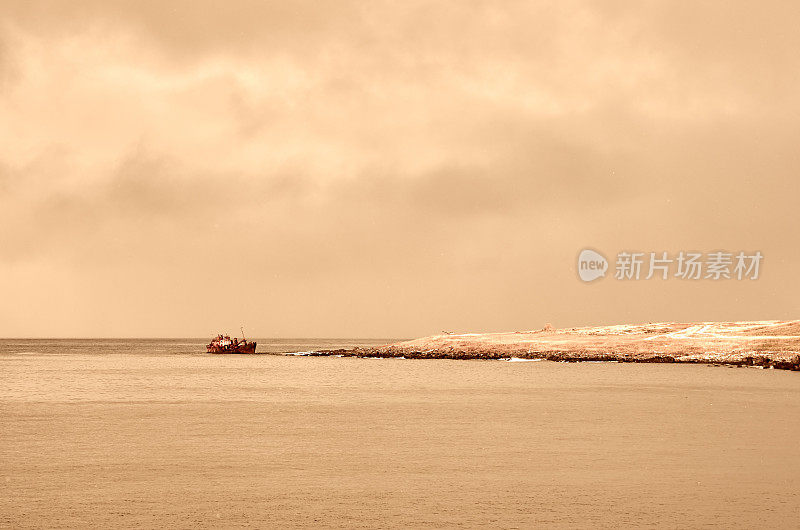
xmin=1 ymin=339 xmax=799 ymax=528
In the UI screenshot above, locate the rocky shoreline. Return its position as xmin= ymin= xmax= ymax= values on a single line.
xmin=304 ymin=320 xmax=800 ymax=371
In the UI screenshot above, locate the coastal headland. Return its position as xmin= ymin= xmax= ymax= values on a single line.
xmin=310 ymin=320 xmax=800 ymax=371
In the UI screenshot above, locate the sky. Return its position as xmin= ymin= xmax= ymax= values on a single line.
xmin=1 ymin=1 xmax=798 ymax=338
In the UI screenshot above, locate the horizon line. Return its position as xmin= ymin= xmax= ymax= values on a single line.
xmin=0 ymin=336 xmax=408 ymax=341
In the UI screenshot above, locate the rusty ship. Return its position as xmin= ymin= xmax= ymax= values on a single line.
xmin=207 ymin=329 xmax=257 ymax=354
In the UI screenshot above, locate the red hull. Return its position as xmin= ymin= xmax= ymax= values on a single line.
xmin=207 ymin=342 xmax=257 ymax=354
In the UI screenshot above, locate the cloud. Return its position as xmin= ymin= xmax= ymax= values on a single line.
xmin=0 ymin=1 xmax=798 ymax=336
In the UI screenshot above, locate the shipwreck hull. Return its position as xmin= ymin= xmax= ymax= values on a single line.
xmin=207 ymin=342 xmax=257 ymax=354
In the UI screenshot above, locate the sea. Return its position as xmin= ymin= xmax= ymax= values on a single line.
xmin=2 ymin=338 xmax=799 ymax=528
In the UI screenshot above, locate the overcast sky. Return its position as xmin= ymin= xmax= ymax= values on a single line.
xmin=1 ymin=1 xmax=798 ymax=338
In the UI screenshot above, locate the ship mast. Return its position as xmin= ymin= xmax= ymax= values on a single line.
xmin=241 ymin=326 xmax=246 ymax=341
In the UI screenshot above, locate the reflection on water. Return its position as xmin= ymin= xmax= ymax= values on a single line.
xmin=1 ymin=340 xmax=799 ymax=528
